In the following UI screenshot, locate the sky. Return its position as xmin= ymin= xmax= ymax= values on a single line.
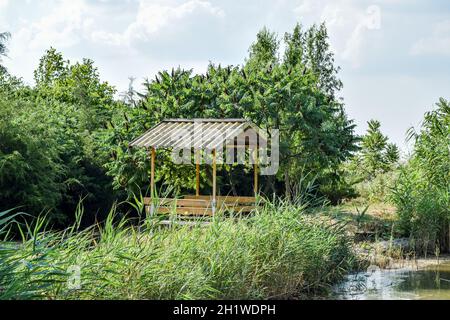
xmin=1 ymin=0 xmax=450 ymax=152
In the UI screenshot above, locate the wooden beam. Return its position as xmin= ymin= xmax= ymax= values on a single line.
xmin=212 ymin=149 xmax=217 ymax=215
xmin=150 ymin=147 xmax=156 ymax=215
xmin=196 ymin=149 xmax=200 ymax=197
xmin=151 ymin=147 xmax=156 ymax=197
xmin=143 ymin=195 xmax=262 ymax=216
xmin=254 ymin=148 xmax=259 ymax=195
xmin=230 ymin=206 xmax=256 ymax=213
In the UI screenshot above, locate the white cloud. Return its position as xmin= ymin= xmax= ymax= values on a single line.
xmin=0 ymin=0 xmax=10 ymax=27
xmin=1 ymin=0 xmax=449 ymax=152
xmin=294 ymin=0 xmax=382 ymax=67
xmin=0 ymin=0 xmax=8 ymax=9
xmin=3 ymin=0 xmax=227 ymax=85
xmin=4 ymin=0 xmax=97 ymax=85
xmin=10 ymin=0 xmax=93 ymax=51
xmin=410 ymin=20 xmax=450 ymax=56
xmin=91 ymin=0 xmax=225 ymax=46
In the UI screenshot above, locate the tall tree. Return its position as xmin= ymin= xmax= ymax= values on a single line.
xmin=0 ymin=32 xmax=10 ymax=72
xmin=247 ymin=27 xmax=279 ymax=70
xmin=34 ymin=48 xmax=115 ymax=131
xmin=284 ymin=23 xmax=343 ymax=97
xmin=356 ymin=119 xmax=399 ymax=179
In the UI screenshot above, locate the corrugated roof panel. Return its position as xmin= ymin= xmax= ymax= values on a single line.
xmin=205 ymin=122 xmax=247 ymax=149
xmin=147 ymin=122 xmax=182 ymax=147
xmin=152 ymin=122 xmax=189 ymax=147
xmin=130 ymin=119 xmax=264 ymax=150
xmin=199 ymin=122 xmax=225 ymax=146
xmin=136 ymin=122 xmax=172 ymax=147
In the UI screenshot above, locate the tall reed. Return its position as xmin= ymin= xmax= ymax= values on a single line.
xmin=0 ymin=200 xmax=353 ymax=300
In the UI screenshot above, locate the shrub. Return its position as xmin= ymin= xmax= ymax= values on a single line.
xmin=355 ymin=170 xmax=399 ymax=203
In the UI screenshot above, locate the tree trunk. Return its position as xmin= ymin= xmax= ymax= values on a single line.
xmin=227 ymin=170 xmax=237 ymax=196
xmin=284 ymin=170 xmax=291 ymax=202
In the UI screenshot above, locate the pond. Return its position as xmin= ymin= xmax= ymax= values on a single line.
xmin=332 ymin=262 xmax=450 ymax=300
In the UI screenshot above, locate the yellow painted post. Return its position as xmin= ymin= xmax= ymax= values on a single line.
xmin=254 ymin=148 xmax=259 ymax=195
xmin=254 ymin=165 xmax=259 ymax=195
xmin=212 ymin=149 xmax=217 ymax=215
xmin=196 ymin=149 xmax=200 ymax=197
xmin=150 ymin=147 xmax=156 ymax=215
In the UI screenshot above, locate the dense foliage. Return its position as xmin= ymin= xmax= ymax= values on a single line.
xmin=0 ymin=49 xmax=118 ymax=225
xmin=392 ymin=98 xmax=450 ymax=253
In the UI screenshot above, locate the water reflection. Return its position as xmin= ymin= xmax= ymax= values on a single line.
xmin=333 ymin=263 xmax=450 ymax=300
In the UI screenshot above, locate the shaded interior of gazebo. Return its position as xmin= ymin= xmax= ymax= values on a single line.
xmin=130 ymin=119 xmax=266 ymax=216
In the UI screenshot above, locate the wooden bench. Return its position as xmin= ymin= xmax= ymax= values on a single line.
xmin=144 ymin=196 xmax=261 ymax=216
xmin=184 ymin=196 xmax=259 ymax=213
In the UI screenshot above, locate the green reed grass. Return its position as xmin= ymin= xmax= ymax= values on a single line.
xmin=0 ymin=200 xmax=353 ymax=300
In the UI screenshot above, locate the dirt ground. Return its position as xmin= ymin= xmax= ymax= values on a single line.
xmin=388 ymin=254 xmax=450 ymax=270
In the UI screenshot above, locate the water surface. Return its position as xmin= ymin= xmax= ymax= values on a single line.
xmin=333 ymin=262 xmax=450 ymax=300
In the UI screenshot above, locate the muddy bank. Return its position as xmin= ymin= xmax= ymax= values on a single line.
xmin=354 ymin=236 xmax=450 ymax=271
xmin=388 ymin=254 xmax=450 ymax=270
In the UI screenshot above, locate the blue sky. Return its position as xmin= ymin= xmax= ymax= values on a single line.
xmin=1 ymin=0 xmax=450 ymax=152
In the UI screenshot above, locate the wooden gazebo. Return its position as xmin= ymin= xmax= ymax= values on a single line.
xmin=130 ymin=119 xmax=266 ymax=216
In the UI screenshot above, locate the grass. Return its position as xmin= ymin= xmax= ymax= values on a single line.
xmin=320 ymin=200 xmax=398 ymax=241
xmin=317 ymin=200 xmax=408 ymax=270
xmin=0 ymin=201 xmax=354 ymax=300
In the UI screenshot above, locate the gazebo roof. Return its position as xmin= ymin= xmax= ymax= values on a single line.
xmin=130 ymin=118 xmax=265 ymax=150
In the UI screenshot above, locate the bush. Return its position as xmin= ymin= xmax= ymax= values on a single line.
xmin=0 ymin=81 xmax=63 ymax=216
xmin=0 ymin=57 xmax=118 ymax=225
xmin=355 ymin=170 xmax=399 ymax=203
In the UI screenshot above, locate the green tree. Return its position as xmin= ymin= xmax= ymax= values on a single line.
xmin=361 ymin=120 xmax=388 ymax=177
xmin=385 ymin=143 xmax=400 ymax=165
xmin=247 ymin=27 xmax=279 ymax=70
xmin=244 ymin=24 xmax=357 ymax=200
xmin=0 ymin=74 xmax=63 ymax=217
xmin=0 ymin=48 xmax=119 ymax=224
xmin=357 ymin=120 xmax=399 ymax=179
xmin=33 ymin=49 xmax=118 ymax=223
xmin=34 ymin=48 xmax=115 ymax=131
xmin=0 ymin=32 xmax=10 ymax=72
xmin=284 ymin=23 xmax=342 ymax=97
xmin=33 ymin=47 xmax=68 ymax=86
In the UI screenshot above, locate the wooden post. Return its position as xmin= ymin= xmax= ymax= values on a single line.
xmin=212 ymin=149 xmax=217 ymax=215
xmin=150 ymin=147 xmax=156 ymax=215
xmin=196 ymin=149 xmax=200 ymax=197
xmin=254 ymin=148 xmax=259 ymax=195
